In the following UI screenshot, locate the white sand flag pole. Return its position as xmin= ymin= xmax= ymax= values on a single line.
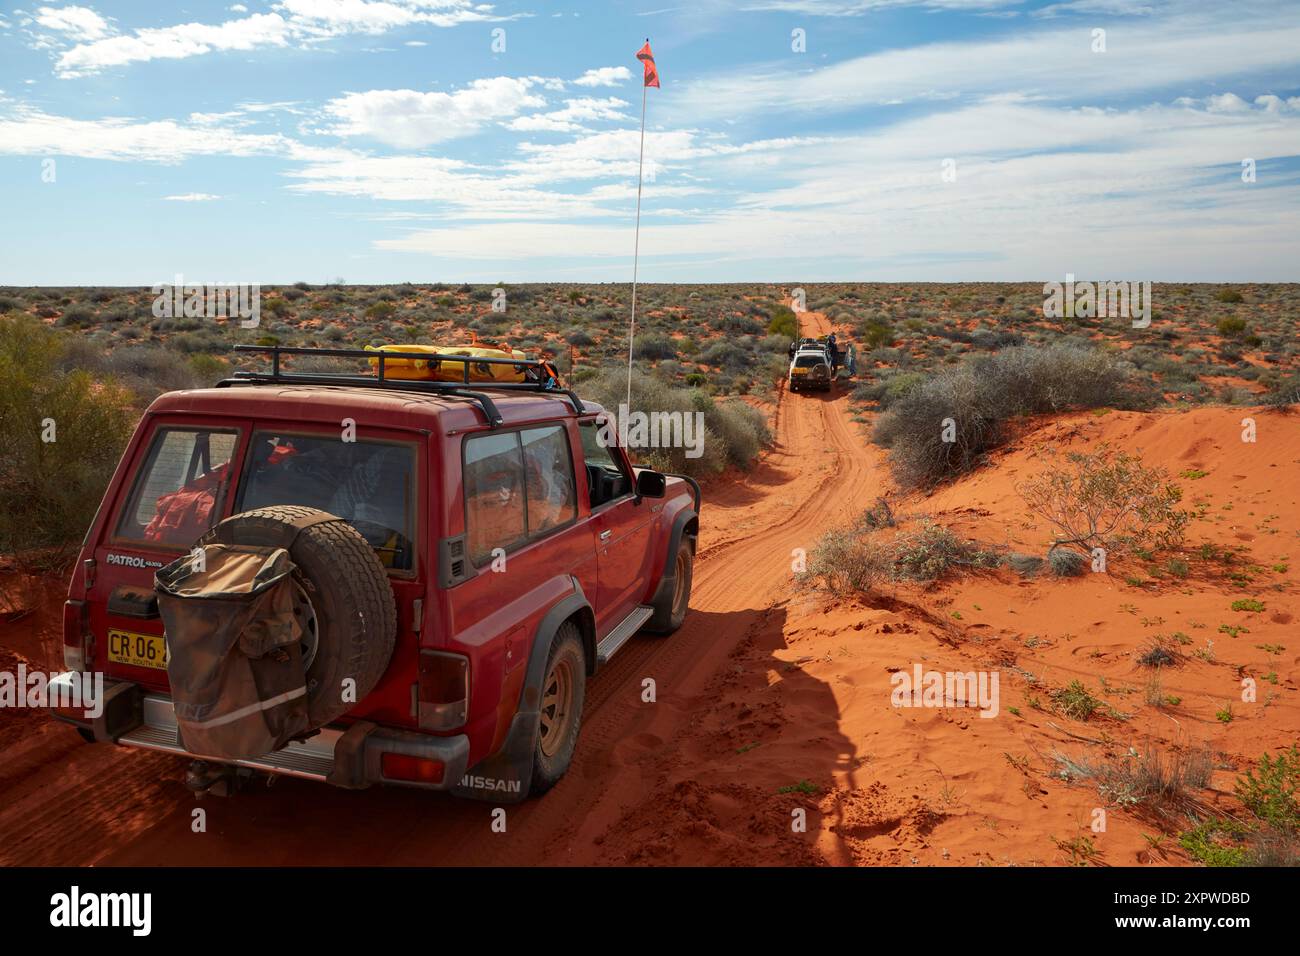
xmin=627 ymin=39 xmax=660 ymax=411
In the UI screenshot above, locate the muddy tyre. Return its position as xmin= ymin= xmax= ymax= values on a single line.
xmin=530 ymin=623 xmax=586 ymax=794
xmin=646 ymin=536 xmax=694 ymax=635
xmin=195 ymin=505 xmax=396 ymax=728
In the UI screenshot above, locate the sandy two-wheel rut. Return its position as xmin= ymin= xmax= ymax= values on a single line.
xmin=0 ymin=313 xmax=877 ymax=866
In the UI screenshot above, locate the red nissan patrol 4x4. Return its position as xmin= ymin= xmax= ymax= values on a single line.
xmin=52 ymin=346 xmax=699 ymax=801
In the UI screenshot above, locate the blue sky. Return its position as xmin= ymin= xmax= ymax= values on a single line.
xmin=0 ymin=0 xmax=1297 ymax=284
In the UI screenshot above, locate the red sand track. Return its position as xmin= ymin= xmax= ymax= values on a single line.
xmin=4 ymin=312 xmax=1295 ymax=866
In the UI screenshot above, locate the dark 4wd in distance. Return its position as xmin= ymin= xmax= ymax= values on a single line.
xmin=52 ymin=347 xmax=700 ymax=801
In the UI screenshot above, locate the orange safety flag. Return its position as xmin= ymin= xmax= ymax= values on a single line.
xmin=637 ymin=40 xmax=659 ymax=88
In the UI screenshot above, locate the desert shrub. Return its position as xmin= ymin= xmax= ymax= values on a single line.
xmin=1214 ymin=288 xmax=1244 ymax=304
xmin=1137 ymin=636 xmax=1179 ymax=668
xmin=1053 ymin=680 xmax=1102 ymax=720
xmin=1235 ymin=745 xmax=1300 ymax=831
xmin=799 ymin=528 xmax=890 ymax=596
xmin=0 ymin=315 xmax=135 ymax=563
xmin=1004 ymin=552 xmax=1044 ymax=577
xmin=1262 ymin=373 xmax=1300 ymax=406
xmin=874 ymin=344 xmax=1151 ymax=488
xmin=698 ymin=341 xmax=750 ymax=372
xmin=859 ymin=318 xmax=894 ymax=349
xmin=106 ymin=346 xmax=204 ymax=398
xmin=57 ymin=305 xmax=94 ymax=328
xmin=767 ymin=304 xmax=799 ymax=339
xmin=1048 ymin=548 xmax=1087 ymax=577
xmin=1217 ymin=316 xmax=1247 ymax=336
xmin=364 ymin=301 xmax=397 ymax=320
xmin=799 ymin=516 xmax=997 ymax=594
xmin=565 ymin=327 xmax=594 ymax=347
xmin=856 ymin=497 xmax=895 ymax=531
xmin=892 ymin=521 xmax=999 ymax=581
xmin=582 ymin=368 xmax=768 ymax=478
xmin=636 ymin=332 xmax=677 ymax=361
xmin=1017 ymin=445 xmax=1190 ymax=558
xmin=1179 ymin=746 xmax=1300 ymax=866
xmin=1090 ymin=744 xmax=1213 ymax=814
xmin=188 ymin=353 xmax=229 ymax=385
xmin=719 ymin=314 xmax=763 ymax=335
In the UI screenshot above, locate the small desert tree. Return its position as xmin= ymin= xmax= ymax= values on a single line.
xmin=0 ymin=314 xmax=135 ymax=566
xmin=1016 ymin=445 xmax=1189 ymax=557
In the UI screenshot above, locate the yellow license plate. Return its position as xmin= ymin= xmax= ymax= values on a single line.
xmin=107 ymin=628 xmax=169 ymax=670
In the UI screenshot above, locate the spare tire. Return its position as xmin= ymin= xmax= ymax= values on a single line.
xmin=195 ymin=505 xmax=396 ymax=728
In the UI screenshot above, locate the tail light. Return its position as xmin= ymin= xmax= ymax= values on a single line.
xmin=62 ymin=600 xmax=88 ymax=671
xmin=417 ymin=650 xmax=469 ymax=731
xmin=380 ymin=753 xmax=445 ymax=784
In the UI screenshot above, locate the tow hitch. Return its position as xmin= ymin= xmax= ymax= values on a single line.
xmin=184 ymin=760 xmax=254 ymax=797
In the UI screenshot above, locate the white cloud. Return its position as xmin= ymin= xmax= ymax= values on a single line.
xmin=55 ymin=13 xmax=297 ymax=77
xmin=739 ymin=0 xmax=1025 ymax=12
xmin=34 ymin=5 xmax=112 ymax=41
xmin=163 ymin=192 xmax=223 ymax=201
xmin=573 ymin=66 xmax=633 ymax=87
xmin=674 ymin=11 xmax=1300 ymax=120
xmin=278 ymin=0 xmax=500 ymax=32
xmin=0 ymin=107 xmax=293 ymax=162
xmin=368 ymin=95 xmax=1300 ymax=280
xmin=322 ymin=78 xmax=549 ymax=147
xmin=47 ymin=1 xmax=506 ymax=76
xmin=507 ymin=97 xmax=628 ymax=133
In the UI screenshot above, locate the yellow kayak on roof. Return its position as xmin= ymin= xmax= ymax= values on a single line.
xmin=365 ymin=343 xmax=529 ymax=383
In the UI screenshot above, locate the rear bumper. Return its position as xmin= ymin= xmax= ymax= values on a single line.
xmin=49 ymin=674 xmax=470 ymax=791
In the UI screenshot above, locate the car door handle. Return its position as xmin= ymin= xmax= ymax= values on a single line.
xmin=600 ymin=530 xmax=612 ymax=540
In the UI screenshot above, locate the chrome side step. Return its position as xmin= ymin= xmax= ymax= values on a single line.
xmin=595 ymin=605 xmax=654 ymax=665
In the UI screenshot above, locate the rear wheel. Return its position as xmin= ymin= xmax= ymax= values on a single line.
xmin=530 ymin=623 xmax=586 ymax=794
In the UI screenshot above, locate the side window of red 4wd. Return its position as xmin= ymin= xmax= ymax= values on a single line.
xmin=464 ymin=423 xmax=577 ymax=566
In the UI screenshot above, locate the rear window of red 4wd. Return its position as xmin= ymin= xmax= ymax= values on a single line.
xmin=113 ymin=423 xmax=418 ymax=572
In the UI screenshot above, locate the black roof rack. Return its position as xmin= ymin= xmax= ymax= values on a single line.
xmin=218 ymin=345 xmax=585 ymax=428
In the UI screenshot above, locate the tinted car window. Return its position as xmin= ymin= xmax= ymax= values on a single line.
xmin=237 ymin=433 xmax=416 ymax=571
xmin=116 ymin=428 xmax=237 ymax=547
xmin=521 ymin=425 xmax=576 ymax=536
xmin=464 ymin=432 xmax=527 ymax=566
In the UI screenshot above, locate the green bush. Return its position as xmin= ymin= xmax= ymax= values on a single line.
xmin=1019 ymin=446 xmax=1189 ymax=558
xmin=767 ymin=304 xmax=799 ymax=340
xmin=1235 ymin=745 xmax=1300 ymax=830
xmin=0 ymin=315 xmax=135 ymax=564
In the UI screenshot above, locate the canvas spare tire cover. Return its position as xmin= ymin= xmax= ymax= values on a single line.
xmin=156 ymin=545 xmax=310 ymax=758
xmin=190 ymin=505 xmax=396 ymax=731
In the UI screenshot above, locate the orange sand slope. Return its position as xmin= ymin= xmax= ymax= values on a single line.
xmin=587 ymin=406 xmax=1298 ymax=866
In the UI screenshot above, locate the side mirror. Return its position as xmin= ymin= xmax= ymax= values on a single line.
xmin=634 ymin=469 xmax=666 ymax=500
